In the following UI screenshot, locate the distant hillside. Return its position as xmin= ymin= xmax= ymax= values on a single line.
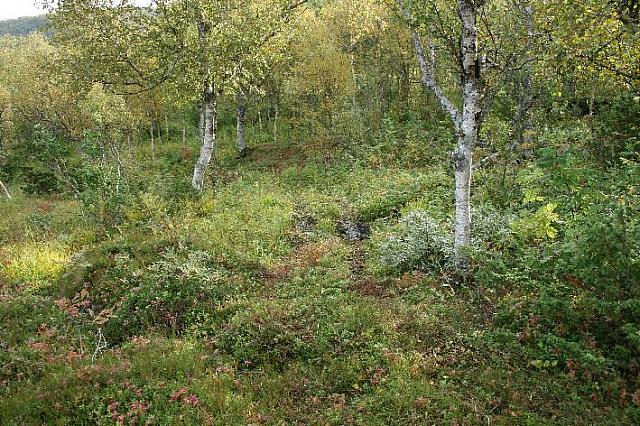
xmin=0 ymin=15 xmax=48 ymax=36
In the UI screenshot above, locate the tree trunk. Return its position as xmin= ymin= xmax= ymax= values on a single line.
xmin=149 ymin=121 xmax=155 ymax=161
xmin=236 ymin=88 xmax=248 ymax=156
xmin=156 ymin=120 xmax=162 ymax=144
xmin=192 ymin=86 xmax=217 ymax=190
xmin=452 ymin=143 xmax=473 ymax=267
xmin=511 ymin=4 xmax=534 ymax=150
xmin=0 ymin=178 xmax=11 ymax=199
xmin=349 ymin=32 xmax=358 ymax=112
xmin=192 ymin=10 xmax=212 ymax=191
xmin=164 ymin=113 xmax=169 ymax=140
xmin=273 ymin=105 xmax=279 ymax=144
xmin=453 ymin=0 xmax=483 ymax=269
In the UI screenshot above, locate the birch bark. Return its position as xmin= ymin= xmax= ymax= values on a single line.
xmin=191 ymin=12 xmax=217 ymax=191
xmin=0 ymin=179 xmax=10 ymax=199
xmin=192 ymin=85 xmax=216 ymax=190
xmin=149 ymin=119 xmax=155 ymax=161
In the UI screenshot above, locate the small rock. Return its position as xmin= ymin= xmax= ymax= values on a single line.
xmin=336 ymin=219 xmax=370 ymax=241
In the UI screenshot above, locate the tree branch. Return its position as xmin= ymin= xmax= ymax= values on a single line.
xmin=396 ymin=0 xmax=461 ymax=129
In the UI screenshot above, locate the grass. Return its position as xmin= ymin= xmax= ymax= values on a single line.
xmin=0 ymin=136 xmax=637 ymax=425
xmin=0 ymin=241 xmax=71 ymax=291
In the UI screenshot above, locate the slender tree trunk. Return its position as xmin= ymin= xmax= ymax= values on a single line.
xmin=511 ymin=4 xmax=534 ymax=150
xmin=164 ymin=113 xmax=169 ymax=140
xmin=258 ymin=109 xmax=263 ymax=130
xmin=0 ymin=178 xmax=10 ymax=199
xmin=156 ymin=120 xmax=162 ymax=144
xmin=109 ymin=142 xmax=123 ymax=196
xmin=192 ymin=11 xmax=213 ymax=191
xmin=453 ymin=0 xmax=483 ymax=269
xmin=236 ymin=88 xmax=248 ymax=156
xmin=399 ymin=62 xmax=410 ymax=119
xmin=273 ymin=105 xmax=279 ymax=144
xmin=192 ymin=86 xmax=217 ymax=190
xmin=149 ymin=120 xmax=155 ymax=161
xmin=349 ymin=33 xmax=358 ymax=112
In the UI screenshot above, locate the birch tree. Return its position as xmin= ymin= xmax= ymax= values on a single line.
xmin=396 ymin=0 xmax=486 ymax=270
xmin=236 ymin=88 xmax=248 ymax=156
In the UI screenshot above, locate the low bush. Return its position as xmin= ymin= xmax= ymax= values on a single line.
xmin=103 ymin=245 xmax=238 ymax=343
xmin=217 ymin=296 xmax=387 ymax=370
xmin=375 ymin=210 xmax=453 ymax=275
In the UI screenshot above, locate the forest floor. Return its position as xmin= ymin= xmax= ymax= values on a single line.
xmin=0 ymin=139 xmax=635 ymax=425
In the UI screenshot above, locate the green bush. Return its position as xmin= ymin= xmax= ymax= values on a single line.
xmin=375 ymin=210 xmax=453 ymax=275
xmin=101 ymin=244 xmax=238 ymax=343
xmin=218 ymin=296 xmax=387 ymax=370
xmin=593 ymin=94 xmax=640 ymax=163
xmin=5 ymin=126 xmax=82 ymax=195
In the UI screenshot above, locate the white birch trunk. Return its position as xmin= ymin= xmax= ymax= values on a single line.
xmin=191 ymin=86 xmax=216 ymax=190
xmin=0 ymin=179 xmax=10 ymax=199
xmin=453 ymin=0 xmax=483 ymax=269
xmin=156 ymin=120 xmax=162 ymax=144
xmin=349 ymin=32 xmax=358 ymax=112
xmin=149 ymin=121 xmax=155 ymax=161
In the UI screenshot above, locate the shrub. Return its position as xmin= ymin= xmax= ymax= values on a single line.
xmin=556 ymin=202 xmax=640 ymax=299
xmin=103 ymin=245 xmax=238 ymax=343
xmin=593 ymin=94 xmax=640 ymax=164
xmin=471 ymin=204 xmax=514 ymax=249
xmin=511 ymin=203 xmax=560 ymax=242
xmin=480 ymin=187 xmax=640 ymax=387
xmin=376 ymin=210 xmax=453 ymax=274
xmin=218 ymin=297 xmax=387 ymax=370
